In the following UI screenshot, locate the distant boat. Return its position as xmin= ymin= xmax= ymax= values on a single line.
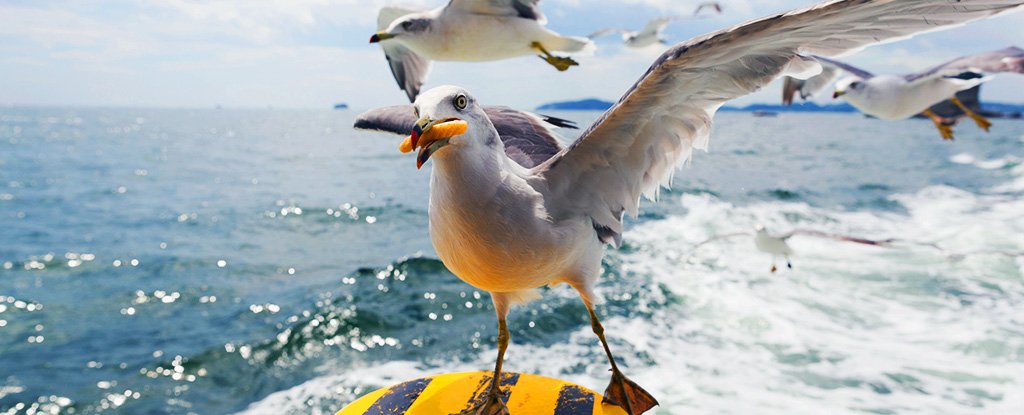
xmin=752 ymin=110 xmax=778 ymax=117
xmin=334 ymin=103 xmax=349 ymax=110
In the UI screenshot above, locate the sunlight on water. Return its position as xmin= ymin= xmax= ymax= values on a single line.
xmin=1 ymin=108 xmax=1022 ymax=414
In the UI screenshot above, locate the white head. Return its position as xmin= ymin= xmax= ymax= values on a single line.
xmin=832 ymin=76 xmax=868 ymax=100
xmin=406 ymin=85 xmax=497 ymax=168
xmin=369 ymin=13 xmax=434 ymax=44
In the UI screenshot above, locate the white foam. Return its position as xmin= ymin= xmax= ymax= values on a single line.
xmin=242 ymin=186 xmax=1023 ymax=415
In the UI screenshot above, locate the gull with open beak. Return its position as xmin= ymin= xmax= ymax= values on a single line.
xmin=356 ymin=1 xmax=1024 ymax=414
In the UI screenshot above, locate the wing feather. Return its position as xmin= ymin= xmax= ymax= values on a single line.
xmin=536 ymin=0 xmax=1024 ymax=244
xmin=781 ymin=58 xmax=851 ymax=104
xmin=904 ymin=46 xmax=1024 ymax=82
xmin=377 ymin=7 xmax=432 ymax=102
xmin=354 ymin=105 xmax=574 ymax=168
xmin=446 ymin=0 xmax=546 ymax=24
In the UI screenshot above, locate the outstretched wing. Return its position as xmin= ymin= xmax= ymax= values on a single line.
xmin=782 ymin=64 xmax=841 ymax=104
xmin=694 ymin=2 xmax=724 ymax=16
xmin=781 ymin=56 xmax=874 ymax=104
xmin=637 ymin=17 xmax=676 ymax=37
xmin=692 ymin=232 xmax=752 ymax=249
xmin=354 ymin=105 xmax=575 ymax=168
xmin=377 ymin=7 xmax=432 ymax=102
xmin=782 ymin=229 xmax=895 ymax=246
xmin=588 ymin=28 xmax=628 ymax=39
xmin=535 ymin=0 xmax=1024 ymax=246
xmin=446 ymin=0 xmax=546 ymax=24
xmin=904 ymin=46 xmax=1024 ymax=82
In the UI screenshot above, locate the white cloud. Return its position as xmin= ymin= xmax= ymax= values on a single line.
xmin=1 ymin=1 xmax=1023 ymax=108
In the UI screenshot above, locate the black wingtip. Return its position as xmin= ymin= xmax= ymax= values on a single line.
xmin=538 ymin=114 xmax=578 ymax=130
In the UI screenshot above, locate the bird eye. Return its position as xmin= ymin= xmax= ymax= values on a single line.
xmin=453 ymin=94 xmax=468 ymax=110
xmin=850 ymin=81 xmax=861 ymax=89
xmin=401 ymin=21 xmax=412 ymax=30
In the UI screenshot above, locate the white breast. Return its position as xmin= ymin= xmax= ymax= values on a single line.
xmin=427 ymin=146 xmax=584 ymax=292
xmin=405 ymin=13 xmax=563 ymax=61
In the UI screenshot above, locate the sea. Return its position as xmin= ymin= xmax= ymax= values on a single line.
xmin=1 ymin=108 xmax=1022 ymax=415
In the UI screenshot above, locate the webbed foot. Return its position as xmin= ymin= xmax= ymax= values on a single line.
xmin=603 ymin=370 xmax=658 ymax=415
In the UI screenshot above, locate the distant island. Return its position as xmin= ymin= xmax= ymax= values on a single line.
xmin=537 ymin=97 xmax=1024 ymax=117
xmin=334 ymin=103 xmax=349 ymax=110
xmin=537 ymin=98 xmax=614 ymax=111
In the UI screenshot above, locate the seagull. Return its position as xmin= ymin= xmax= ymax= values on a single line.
xmin=695 ymin=225 xmax=895 ymax=272
xmin=369 ymin=0 xmax=594 ymax=102
xmin=355 ymin=2 xmax=1024 ymax=414
xmin=781 ymin=47 xmax=1024 ymax=140
xmin=587 ymin=2 xmax=723 ymax=49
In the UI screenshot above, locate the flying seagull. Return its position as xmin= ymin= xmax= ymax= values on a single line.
xmin=695 ymin=225 xmax=895 ymax=272
xmin=587 ymin=2 xmax=723 ymax=48
xmin=369 ymin=0 xmax=594 ymax=102
xmin=781 ymin=47 xmax=1024 ymax=140
xmin=355 ymin=1 xmax=1024 ymax=414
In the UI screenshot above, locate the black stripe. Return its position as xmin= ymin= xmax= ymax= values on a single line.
xmin=363 ymin=377 xmax=433 ymax=415
xmin=554 ymin=385 xmax=595 ymax=415
xmin=459 ymin=372 xmax=522 ymax=411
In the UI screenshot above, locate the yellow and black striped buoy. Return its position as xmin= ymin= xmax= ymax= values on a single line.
xmin=336 ymin=371 xmax=628 ymax=415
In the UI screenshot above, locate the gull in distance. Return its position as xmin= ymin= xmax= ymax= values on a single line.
xmin=356 ymin=1 xmax=1024 ymax=413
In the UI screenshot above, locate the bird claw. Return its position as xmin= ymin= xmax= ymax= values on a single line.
xmin=540 ymin=55 xmax=579 ymax=71
xmin=454 ymin=384 xmax=509 ymax=415
xmin=603 ymin=370 xmax=658 ymax=415
xmin=970 ymin=114 xmax=992 ymax=132
xmin=935 ymin=123 xmax=955 ymax=141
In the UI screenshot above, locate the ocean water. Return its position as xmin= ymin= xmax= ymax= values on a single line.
xmin=1 ymin=108 xmax=1022 ymax=415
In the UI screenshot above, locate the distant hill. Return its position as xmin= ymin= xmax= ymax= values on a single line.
xmin=538 ymin=98 xmax=1024 ymax=116
xmin=720 ymin=102 xmax=858 ymax=112
xmin=537 ymin=98 xmax=613 ymax=111
xmin=333 ymin=103 xmax=349 ymax=110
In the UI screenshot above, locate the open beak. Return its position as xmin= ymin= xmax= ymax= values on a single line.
xmin=832 ymin=90 xmax=845 ymax=99
xmin=398 ymin=116 xmax=468 ymax=169
xmin=369 ymin=32 xmax=395 ymax=43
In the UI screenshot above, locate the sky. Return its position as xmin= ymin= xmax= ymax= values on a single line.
xmin=1 ymin=0 xmax=1023 ymax=110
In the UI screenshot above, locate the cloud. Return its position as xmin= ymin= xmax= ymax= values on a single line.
xmin=1 ymin=1 xmax=1023 ymax=108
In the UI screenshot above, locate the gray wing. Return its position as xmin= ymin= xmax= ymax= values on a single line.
xmin=694 ymin=2 xmax=723 ymax=16
xmin=905 ymin=46 xmax=1024 ymax=82
xmin=535 ymin=0 xmax=1024 ymax=246
xmin=637 ymin=17 xmax=677 ymax=37
xmin=446 ymin=0 xmax=546 ymax=24
xmin=782 ymin=63 xmax=841 ymax=104
xmin=377 ymin=7 xmax=432 ymax=102
xmin=588 ymin=28 xmax=628 ymax=39
xmin=783 ymin=229 xmax=895 ymax=246
xmin=354 ymin=105 xmax=576 ymax=168
xmin=693 ymin=232 xmax=751 ymax=249
xmin=812 ymin=55 xmax=875 ymax=79
xmin=781 ymin=56 xmax=871 ymax=104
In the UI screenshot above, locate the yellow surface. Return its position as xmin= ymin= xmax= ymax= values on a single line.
xmin=336 ymin=371 xmax=628 ymax=415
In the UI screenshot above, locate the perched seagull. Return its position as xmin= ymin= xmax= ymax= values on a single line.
xmin=355 ymin=1 xmax=1024 ymax=414
xmin=370 ymin=0 xmax=594 ymax=102
xmin=587 ymin=2 xmax=723 ymax=48
xmin=781 ymin=47 xmax=1024 ymax=140
xmin=696 ymin=225 xmax=895 ymax=272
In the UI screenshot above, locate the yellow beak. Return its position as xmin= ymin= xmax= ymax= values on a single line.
xmin=398 ymin=116 xmax=468 ymax=169
xmin=369 ymin=32 xmax=395 ymax=43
